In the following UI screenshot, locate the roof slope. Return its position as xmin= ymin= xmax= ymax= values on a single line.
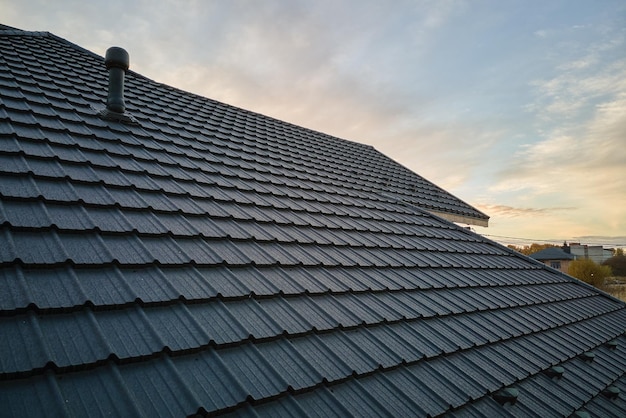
xmin=530 ymin=247 xmax=576 ymax=261
xmin=0 ymin=27 xmax=624 ymax=417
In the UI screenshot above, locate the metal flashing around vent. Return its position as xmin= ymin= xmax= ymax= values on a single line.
xmin=96 ymin=106 xmax=139 ymax=124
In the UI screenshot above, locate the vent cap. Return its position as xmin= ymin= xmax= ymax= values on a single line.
xmin=493 ymin=387 xmax=519 ymax=405
xmin=544 ymin=365 xmax=564 ymax=379
xmin=602 ymin=386 xmax=620 ymax=399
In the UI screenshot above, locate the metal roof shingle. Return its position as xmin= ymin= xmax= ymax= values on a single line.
xmin=1 ymin=27 xmax=625 ymax=417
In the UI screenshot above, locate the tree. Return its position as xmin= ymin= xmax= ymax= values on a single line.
xmin=507 ymin=243 xmax=557 ymax=256
xmin=603 ymin=254 xmax=626 ymax=277
xmin=613 ymin=248 xmax=624 ymax=257
xmin=568 ymin=258 xmax=612 ymax=287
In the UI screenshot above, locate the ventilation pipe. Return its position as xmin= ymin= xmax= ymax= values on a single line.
xmin=104 ymin=46 xmax=129 ymax=113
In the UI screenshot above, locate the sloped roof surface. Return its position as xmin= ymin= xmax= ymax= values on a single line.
xmin=530 ymin=247 xmax=576 ymax=261
xmin=0 ymin=28 xmax=624 ymax=417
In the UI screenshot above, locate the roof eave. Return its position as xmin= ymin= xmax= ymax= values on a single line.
xmin=427 ymin=210 xmax=489 ymax=227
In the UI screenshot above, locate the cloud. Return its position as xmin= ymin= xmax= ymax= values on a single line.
xmin=482 ymin=19 xmax=626 ymax=238
xmin=476 ymin=204 xmax=577 ymax=218
xmin=575 ymin=235 xmax=626 ymax=242
xmin=497 ymin=90 xmax=626 ymax=193
xmin=572 ymin=236 xmax=626 ymax=249
xmin=490 ymin=90 xmax=626 ymax=238
xmin=123 ymin=0 xmax=484 ymax=190
xmin=497 ymin=20 xmax=626 ymax=184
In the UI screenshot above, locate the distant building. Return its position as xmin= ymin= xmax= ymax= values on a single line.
xmin=565 ymin=243 xmax=613 ymax=264
xmin=530 ymin=247 xmax=576 ymax=274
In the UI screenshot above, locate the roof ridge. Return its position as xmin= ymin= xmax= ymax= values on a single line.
xmin=0 ymin=24 xmax=155 ymax=86
xmin=0 ymin=29 xmax=51 ymax=37
xmin=0 ymin=23 xmax=24 ymax=31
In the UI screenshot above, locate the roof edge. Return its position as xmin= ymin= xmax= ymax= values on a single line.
xmin=374 ymin=151 xmax=491 ymax=222
xmin=0 ymin=23 xmax=23 ymax=31
xmin=468 ymin=233 xmax=626 ymax=307
xmin=0 ymin=29 xmax=52 ymax=37
xmin=427 ymin=209 xmax=489 ymax=227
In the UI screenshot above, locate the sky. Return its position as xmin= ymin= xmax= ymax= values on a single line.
xmin=2 ymin=0 xmax=626 ymax=249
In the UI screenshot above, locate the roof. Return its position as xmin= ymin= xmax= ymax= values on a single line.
xmin=530 ymin=247 xmax=576 ymax=261
xmin=0 ymin=27 xmax=624 ymax=418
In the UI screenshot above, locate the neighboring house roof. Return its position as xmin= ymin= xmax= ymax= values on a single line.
xmin=0 ymin=27 xmax=624 ymax=417
xmin=530 ymin=247 xmax=576 ymax=261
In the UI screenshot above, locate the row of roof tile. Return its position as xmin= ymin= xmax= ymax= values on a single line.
xmin=2 ymin=326 xmax=624 ymax=416
xmin=3 ymin=290 xmax=619 ymax=375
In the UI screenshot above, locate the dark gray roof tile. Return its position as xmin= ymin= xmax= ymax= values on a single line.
xmin=73 ymin=183 xmax=117 ymax=205
xmin=112 ymin=209 xmax=166 ymax=234
xmin=60 ymin=162 xmax=100 ymax=182
xmin=0 ymin=136 xmax=22 ymax=154
xmin=16 ymin=139 xmax=57 ymax=159
xmin=46 ymin=143 xmax=88 ymax=162
xmin=59 ymin=233 xmax=113 ymax=264
xmin=335 ymin=375 xmax=428 ymax=416
xmin=104 ymin=187 xmax=149 ymax=208
xmin=289 ymin=334 xmax=354 ymax=382
xmin=96 ymin=308 xmax=162 ymax=358
xmin=39 ymin=310 xmax=110 ymax=368
xmin=448 ymin=397 xmax=517 ymax=418
xmin=98 ymin=234 xmax=150 ymax=264
xmin=0 ymin=154 xmax=29 ymax=174
xmin=403 ymin=362 xmax=470 ymax=411
xmin=220 ymin=344 xmax=289 ymax=401
xmin=4 ymin=229 xmax=62 ymax=263
xmin=58 ymin=364 xmax=142 ymax=417
xmin=119 ymin=359 xmax=200 ymax=417
xmin=0 ymin=312 xmax=49 ymax=374
xmin=140 ymin=236 xmax=193 ymax=264
xmin=0 ymin=199 xmax=48 ymax=227
xmin=199 ymin=239 xmax=252 ymax=265
xmin=226 ymin=300 xmax=284 ymax=339
xmin=0 ymin=374 xmax=70 ymax=418
xmin=393 ymin=322 xmax=444 ymax=358
xmin=255 ymin=298 xmax=313 ymax=335
xmin=445 ymin=354 xmax=504 ymax=395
